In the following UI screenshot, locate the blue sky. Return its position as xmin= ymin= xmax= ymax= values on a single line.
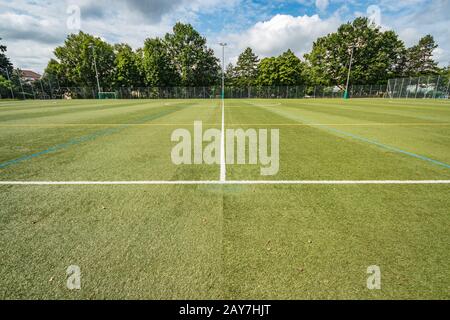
xmin=0 ymin=0 xmax=449 ymax=73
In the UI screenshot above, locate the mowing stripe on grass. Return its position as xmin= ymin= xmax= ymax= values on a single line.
xmin=0 ymin=107 xmax=184 ymax=169
xmin=261 ymin=106 xmax=450 ymax=170
xmin=325 ymin=126 xmax=450 ymax=169
xmin=1 ymin=122 xmax=449 ymax=127
xmin=1 ymin=180 xmax=450 ymax=185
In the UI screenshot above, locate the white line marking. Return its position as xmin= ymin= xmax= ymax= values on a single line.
xmin=220 ymin=99 xmax=226 ymax=182
xmin=244 ymin=101 xmax=282 ymax=107
xmin=1 ymin=180 xmax=449 ymax=185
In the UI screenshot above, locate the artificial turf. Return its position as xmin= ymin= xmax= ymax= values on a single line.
xmin=0 ymin=98 xmax=449 ymax=299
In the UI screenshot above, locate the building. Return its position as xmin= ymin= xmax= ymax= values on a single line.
xmin=20 ymin=70 xmax=42 ymax=82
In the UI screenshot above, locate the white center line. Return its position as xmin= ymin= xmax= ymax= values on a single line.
xmin=220 ymin=98 xmax=226 ymax=182
xmin=1 ymin=180 xmax=449 ymax=185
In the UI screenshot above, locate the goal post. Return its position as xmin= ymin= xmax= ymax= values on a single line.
xmin=98 ymin=92 xmax=118 ymax=99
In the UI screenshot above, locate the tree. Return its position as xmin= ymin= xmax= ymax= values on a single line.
xmin=51 ymin=31 xmax=116 ymax=89
xmin=0 ymin=37 xmax=13 ymax=80
xmin=234 ymin=47 xmax=259 ymax=86
xmin=257 ymin=57 xmax=280 ymax=86
xmin=44 ymin=58 xmax=69 ymax=87
xmin=256 ymin=50 xmax=305 ymax=86
xmin=164 ymin=23 xmax=220 ymax=86
xmin=277 ymin=49 xmax=305 ymax=85
xmin=114 ymin=44 xmax=142 ymax=88
xmin=304 ymin=17 xmax=406 ymax=87
xmin=139 ymin=38 xmax=179 ymax=87
xmin=405 ymin=35 xmax=440 ymax=76
xmin=441 ymin=65 xmax=450 ymax=80
xmin=0 ymin=75 xmax=13 ymax=97
xmin=224 ymin=63 xmax=237 ymax=86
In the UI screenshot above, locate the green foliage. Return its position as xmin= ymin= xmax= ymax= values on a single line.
xmin=114 ymin=44 xmax=142 ymax=88
xmin=224 ymin=63 xmax=237 ymax=86
xmin=277 ymin=50 xmax=305 ymax=85
xmin=52 ymin=31 xmax=116 ymax=89
xmin=256 ymin=57 xmax=279 ymax=86
xmin=164 ymin=23 xmax=220 ymax=86
xmin=256 ymin=50 xmax=305 ymax=86
xmin=441 ymin=65 xmax=450 ymax=79
xmin=44 ymin=59 xmax=68 ymax=87
xmin=234 ymin=47 xmax=259 ymax=86
xmin=304 ymin=17 xmax=406 ymax=86
xmin=139 ymin=38 xmax=179 ymax=87
xmin=0 ymin=37 xmax=14 ymax=79
xmin=406 ymin=35 xmax=440 ymax=76
xmin=39 ymin=19 xmax=444 ymax=90
xmin=0 ymin=75 xmax=13 ymax=90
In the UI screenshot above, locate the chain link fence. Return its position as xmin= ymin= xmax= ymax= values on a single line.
xmin=386 ymin=76 xmax=450 ymax=99
xmin=0 ymin=84 xmax=389 ymax=100
xmin=1 ymin=78 xmax=448 ymax=100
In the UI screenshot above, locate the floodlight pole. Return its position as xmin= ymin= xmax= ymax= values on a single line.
xmin=90 ymin=45 xmax=101 ymax=97
xmin=0 ymin=66 xmax=14 ymax=99
xmin=219 ymin=43 xmax=227 ymax=100
xmin=16 ymin=70 xmax=26 ymax=100
xmin=344 ymin=45 xmax=354 ymax=100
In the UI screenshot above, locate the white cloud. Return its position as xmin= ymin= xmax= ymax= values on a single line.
xmin=384 ymin=0 xmax=450 ymax=66
xmin=1 ymin=0 xmax=449 ymax=73
xmin=225 ymin=14 xmax=340 ymax=61
xmin=0 ymin=0 xmax=241 ymax=72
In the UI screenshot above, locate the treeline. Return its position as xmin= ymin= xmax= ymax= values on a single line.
xmin=227 ymin=18 xmax=447 ymax=88
xmin=1 ymin=17 xmax=449 ymax=95
xmin=44 ymin=23 xmax=220 ymax=90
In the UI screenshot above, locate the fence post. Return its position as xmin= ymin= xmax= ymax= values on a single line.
xmin=415 ymin=77 xmax=420 ymax=99
xmin=399 ymin=78 xmax=404 ymax=98
xmin=433 ymin=75 xmax=440 ymax=99
xmin=446 ymin=79 xmax=450 ymax=99
xmin=47 ymin=79 xmax=53 ymax=99
xmin=30 ymin=83 xmax=36 ymax=100
xmin=424 ymin=75 xmax=430 ymax=99
xmin=393 ymin=79 xmax=398 ymax=98
xmin=406 ymin=77 xmax=411 ymax=99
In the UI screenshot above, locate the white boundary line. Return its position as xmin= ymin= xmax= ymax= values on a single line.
xmin=1 ymin=180 xmax=449 ymax=185
xmin=220 ymin=98 xmax=226 ymax=182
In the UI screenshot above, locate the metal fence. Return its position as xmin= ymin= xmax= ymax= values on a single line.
xmin=386 ymin=76 xmax=450 ymax=99
xmin=0 ymin=84 xmax=390 ymax=100
xmin=1 ymin=79 xmax=448 ymax=100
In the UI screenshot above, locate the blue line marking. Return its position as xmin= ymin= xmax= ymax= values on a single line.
xmin=268 ymin=108 xmax=450 ymax=170
xmin=0 ymin=107 xmax=183 ymax=170
xmin=324 ymin=126 xmax=450 ymax=169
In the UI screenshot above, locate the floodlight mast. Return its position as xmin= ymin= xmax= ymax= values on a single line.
xmin=344 ymin=39 xmax=363 ymax=100
xmin=89 ymin=44 xmax=101 ymax=96
xmin=219 ymin=43 xmax=227 ymax=100
xmin=0 ymin=66 xmax=14 ymax=99
xmin=344 ymin=45 xmax=354 ymax=99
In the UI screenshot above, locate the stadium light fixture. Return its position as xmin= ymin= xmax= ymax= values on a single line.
xmin=219 ymin=43 xmax=227 ymax=100
xmin=89 ymin=44 xmax=101 ymax=96
xmin=0 ymin=66 xmax=15 ymax=99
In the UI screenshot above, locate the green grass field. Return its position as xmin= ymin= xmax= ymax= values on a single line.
xmin=0 ymin=98 xmax=449 ymax=299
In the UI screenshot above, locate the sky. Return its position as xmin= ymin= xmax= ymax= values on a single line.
xmin=0 ymin=0 xmax=449 ymax=73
